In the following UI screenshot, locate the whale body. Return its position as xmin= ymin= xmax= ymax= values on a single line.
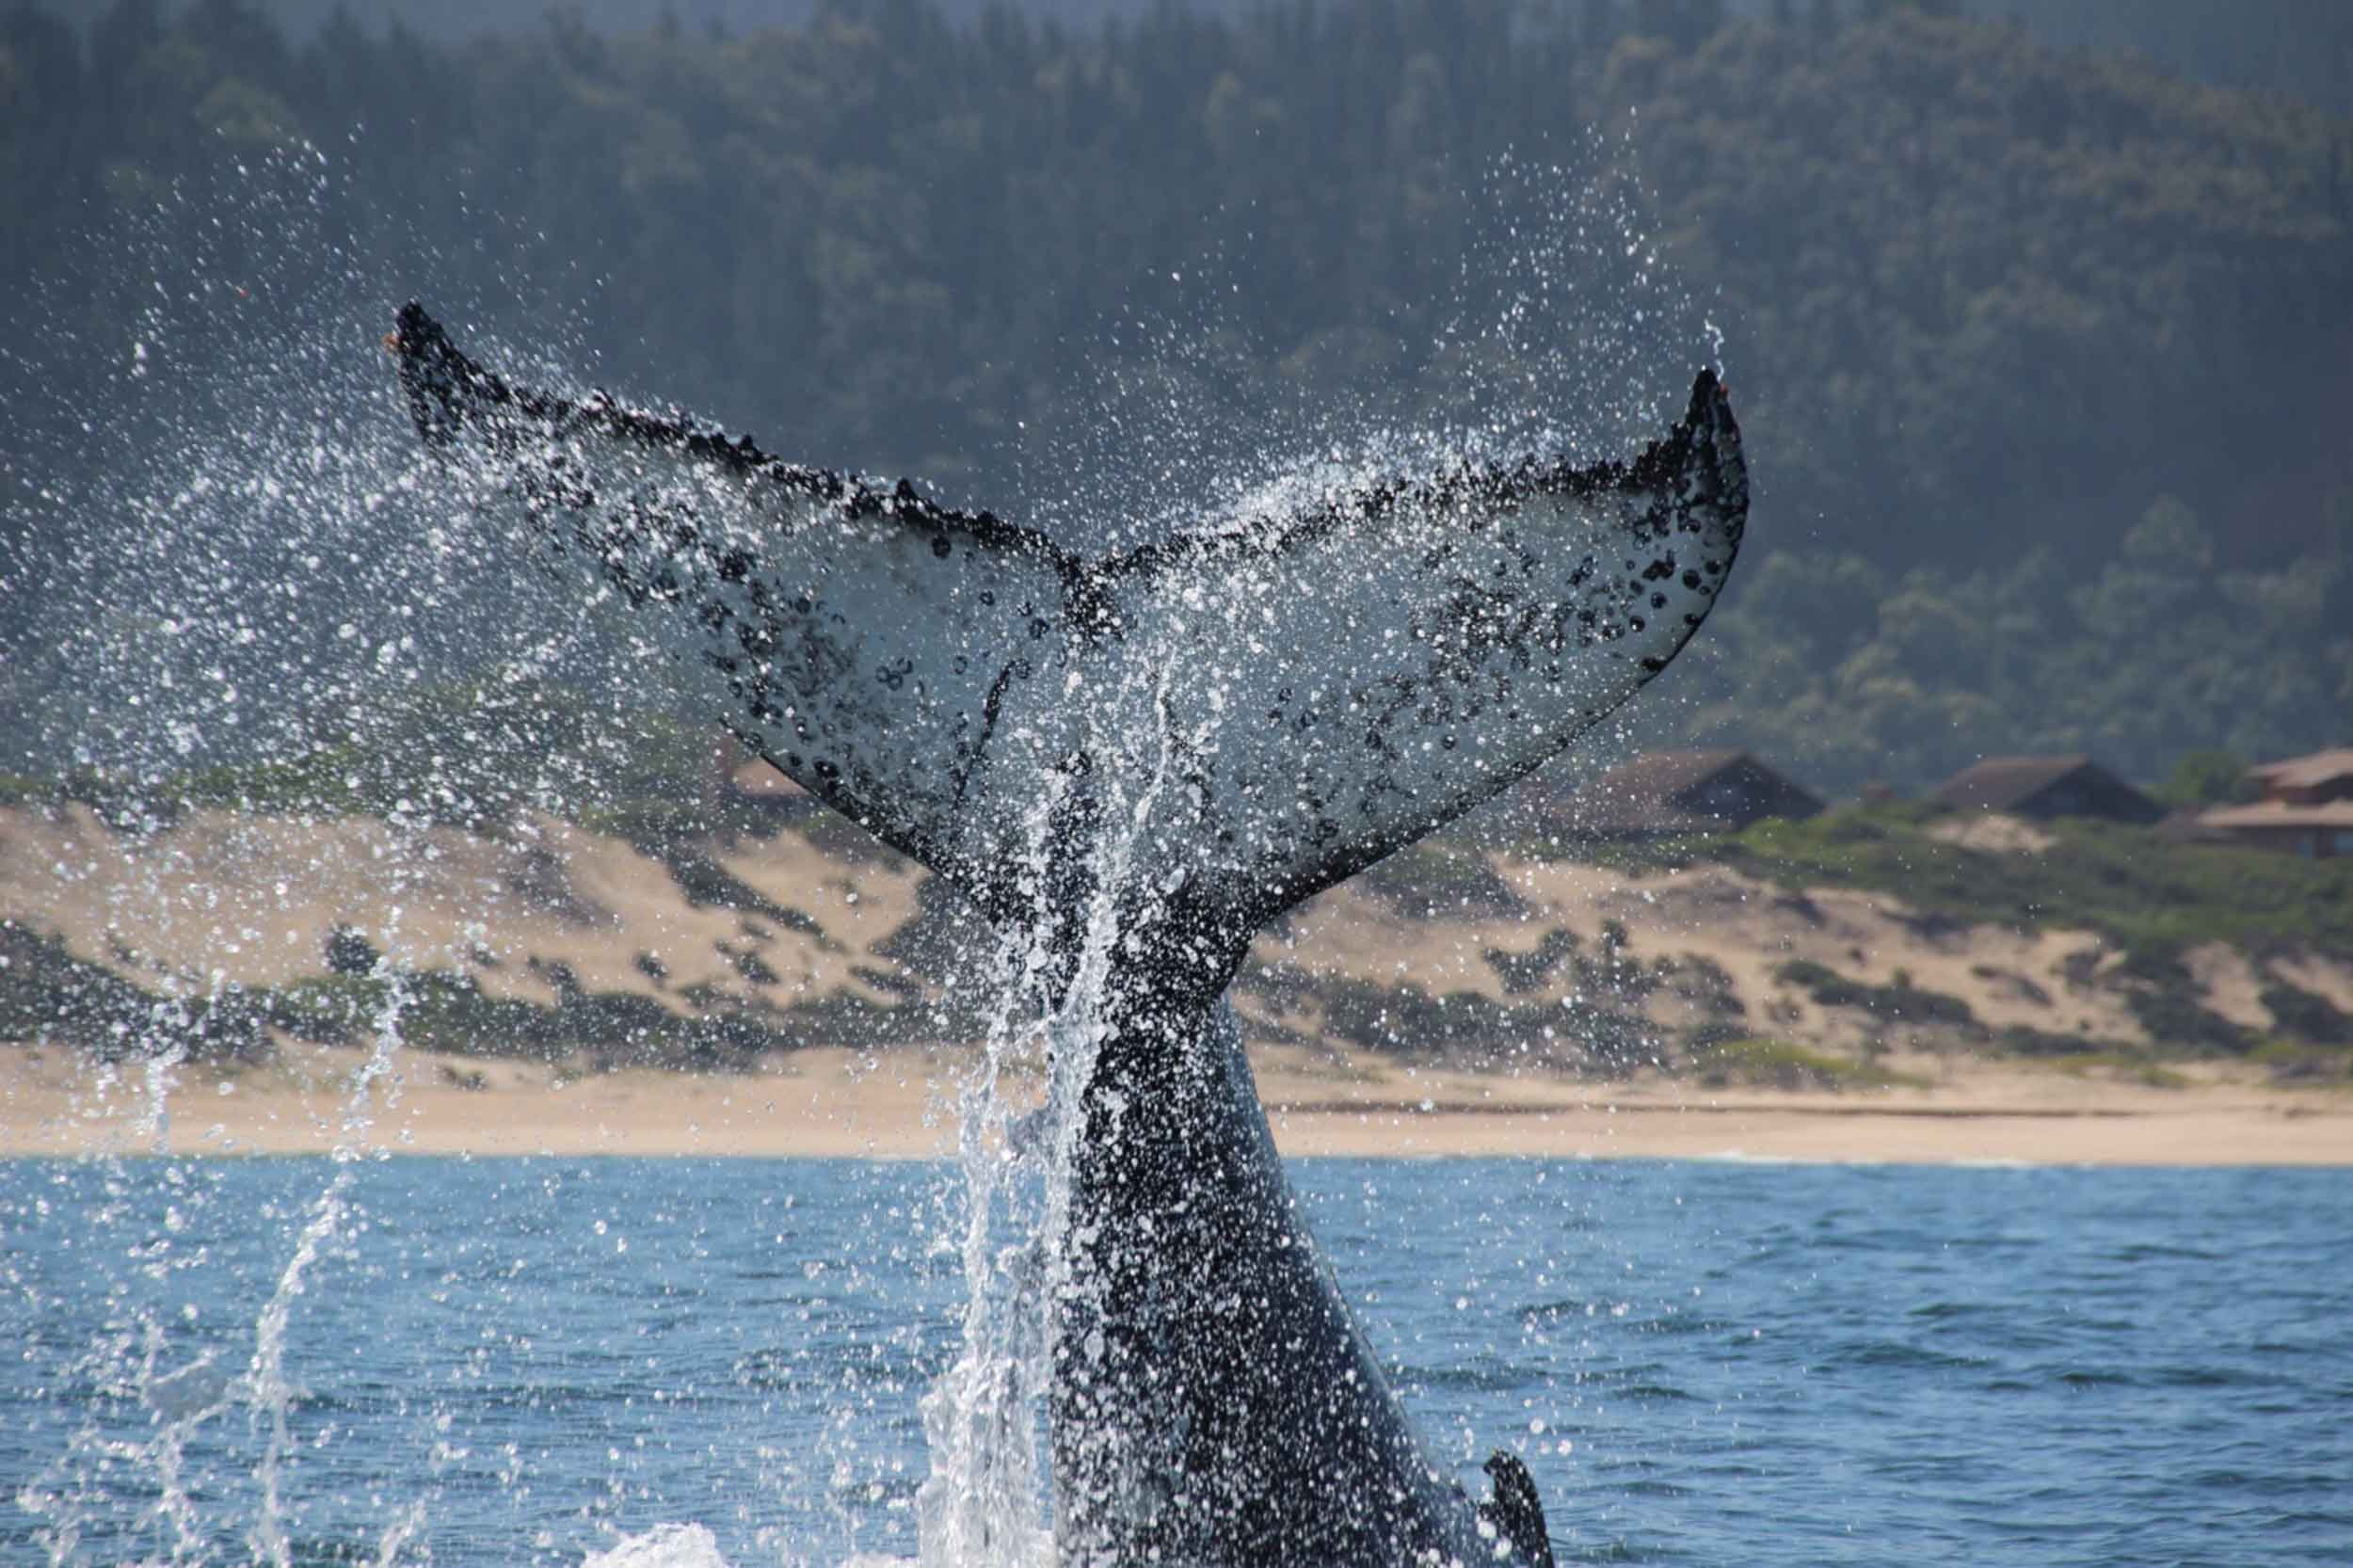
xmin=392 ymin=302 xmax=1746 ymax=1566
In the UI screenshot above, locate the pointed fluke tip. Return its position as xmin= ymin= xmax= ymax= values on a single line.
xmin=389 ymin=300 xmax=487 ymax=448
xmin=1687 ymin=364 xmax=1730 ymax=417
xmin=1681 ymin=365 xmax=1741 ymax=460
xmin=389 ymin=300 xmax=443 ymax=359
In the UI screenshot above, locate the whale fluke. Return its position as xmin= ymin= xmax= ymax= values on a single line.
xmin=392 ymin=300 xmax=1742 ymax=938
xmin=392 ymin=299 xmax=1746 ymax=1566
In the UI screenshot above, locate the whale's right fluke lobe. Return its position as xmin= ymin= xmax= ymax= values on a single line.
xmin=1099 ymin=365 xmax=1746 ymax=935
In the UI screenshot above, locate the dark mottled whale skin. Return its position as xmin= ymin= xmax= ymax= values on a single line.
xmin=392 ymin=301 xmax=1746 ymax=1567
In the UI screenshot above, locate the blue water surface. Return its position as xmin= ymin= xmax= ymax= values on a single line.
xmin=2 ymin=1156 xmax=2346 ymax=1567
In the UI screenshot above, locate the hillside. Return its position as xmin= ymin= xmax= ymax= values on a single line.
xmin=4 ymin=3 xmax=2350 ymax=795
xmin=6 ymin=794 xmax=2349 ymax=1099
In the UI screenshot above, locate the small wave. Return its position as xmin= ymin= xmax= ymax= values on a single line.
xmin=1825 ymin=1340 xmax=1991 ymax=1372
xmin=1616 ymin=1478 xmax=1695 ymax=1497
xmin=2149 ymin=1364 xmax=2290 ymax=1390
xmin=1634 ymin=1313 xmax=1740 ymax=1337
xmin=1693 ymin=1150 xmax=1928 ymax=1168
xmin=1906 ymin=1300 xmax=2001 ymax=1321
xmin=581 ymin=1528 xmax=921 ymax=1568
xmin=1516 ymin=1298 xmax=1737 ymax=1339
xmin=832 ymin=1471 xmax=924 ymax=1509
xmin=582 ymin=1524 xmax=733 ymax=1568
xmin=2107 ymin=1241 xmax=2222 ymax=1263
xmin=1397 ymin=1361 xmax=1531 ymax=1394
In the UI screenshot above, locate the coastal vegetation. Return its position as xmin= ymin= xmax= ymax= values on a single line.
xmin=1684 ymin=803 xmax=2353 ymax=958
xmin=5 ymin=767 xmax=2348 ymax=1084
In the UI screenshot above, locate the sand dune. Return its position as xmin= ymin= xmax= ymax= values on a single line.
xmin=5 ymin=802 xmax=2350 ymax=1165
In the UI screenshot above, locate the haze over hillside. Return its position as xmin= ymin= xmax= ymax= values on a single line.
xmin=3 ymin=0 xmax=2348 ymax=795
xmin=31 ymin=1 xmax=2353 ymax=114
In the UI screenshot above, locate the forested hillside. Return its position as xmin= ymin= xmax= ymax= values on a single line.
xmin=29 ymin=2 xmax=2353 ymax=117
xmin=2 ymin=0 xmax=2348 ymax=792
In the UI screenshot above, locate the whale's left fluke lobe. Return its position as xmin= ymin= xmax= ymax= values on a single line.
xmin=389 ymin=299 xmax=1096 ymax=928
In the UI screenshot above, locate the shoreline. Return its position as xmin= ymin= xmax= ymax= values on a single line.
xmin=4 ymin=1045 xmax=2348 ymax=1166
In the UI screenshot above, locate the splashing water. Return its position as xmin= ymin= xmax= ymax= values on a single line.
xmin=1 ymin=130 xmax=1717 ymax=1563
xmin=915 ymin=660 xmax=1196 ymax=1567
xmin=247 ymin=942 xmax=412 ymax=1568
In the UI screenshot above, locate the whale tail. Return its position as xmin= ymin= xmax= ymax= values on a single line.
xmin=392 ymin=302 xmax=1745 ymax=1566
xmin=390 ymin=300 xmax=1744 ymax=945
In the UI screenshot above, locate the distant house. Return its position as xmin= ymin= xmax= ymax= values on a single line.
xmin=1929 ymin=755 xmax=2164 ymax=824
xmin=2195 ymin=748 xmax=2353 ymax=858
xmin=1546 ymin=748 xmax=1824 ymax=840
xmin=2246 ymin=748 xmax=2353 ymax=804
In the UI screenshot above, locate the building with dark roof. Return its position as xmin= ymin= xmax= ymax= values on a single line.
xmin=2196 ymin=747 xmax=2353 ymax=857
xmin=1929 ymin=755 xmax=2163 ymax=824
xmin=1545 ymin=748 xmax=1824 ymax=840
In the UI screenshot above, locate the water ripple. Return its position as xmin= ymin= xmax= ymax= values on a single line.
xmin=4 ymin=1157 xmax=2346 ymax=1568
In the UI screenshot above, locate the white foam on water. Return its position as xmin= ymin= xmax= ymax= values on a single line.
xmin=580 ymin=1525 xmax=934 ymax=1568
xmin=581 ymin=1523 xmax=734 ymax=1568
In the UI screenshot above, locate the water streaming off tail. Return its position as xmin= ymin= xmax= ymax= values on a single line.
xmin=914 ymin=664 xmax=1192 ymax=1568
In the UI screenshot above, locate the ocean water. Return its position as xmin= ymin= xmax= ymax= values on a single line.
xmin=1 ymin=1155 xmax=2345 ymax=1567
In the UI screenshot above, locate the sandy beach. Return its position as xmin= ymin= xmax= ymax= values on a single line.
xmin=4 ymin=1042 xmax=2347 ymax=1165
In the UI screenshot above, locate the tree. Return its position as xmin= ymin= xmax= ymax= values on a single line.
xmin=2160 ymin=751 xmax=2255 ymax=809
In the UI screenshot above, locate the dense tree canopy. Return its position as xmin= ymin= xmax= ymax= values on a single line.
xmin=2 ymin=0 xmax=2347 ymax=792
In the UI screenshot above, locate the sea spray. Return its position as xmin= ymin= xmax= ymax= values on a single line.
xmin=247 ymin=916 xmax=412 ymax=1568
xmin=915 ymin=664 xmax=1191 ymax=1564
xmin=139 ymin=1328 xmax=231 ymax=1565
xmin=914 ymin=825 xmax=1060 ymax=1568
